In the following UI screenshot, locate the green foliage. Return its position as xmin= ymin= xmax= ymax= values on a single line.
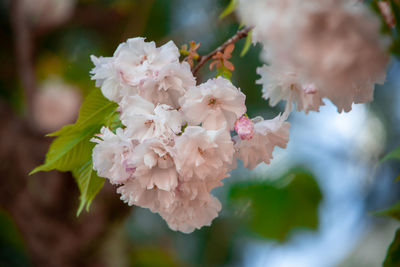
xmin=144 ymin=0 xmax=171 ymax=41
xmin=373 ymin=188 xmax=400 ymax=266
xmin=30 ymin=88 xmax=119 ymax=214
xmin=48 ymin=88 xmax=118 ymax=137
xmin=130 ymin=247 xmax=180 ymax=267
xmin=30 ymin=126 xmax=98 ymax=174
xmin=216 ymin=65 xmax=233 ymax=80
xmin=381 ymin=145 xmax=400 ymax=163
xmin=374 ymin=200 xmax=400 ymax=221
xmin=384 ymin=228 xmax=400 ymax=267
xmin=219 ymin=0 xmax=238 ymax=19
xmin=73 ymin=160 xmax=105 ymax=216
xmin=229 ymin=168 xmax=322 ymax=241
xmin=199 ymin=218 xmax=236 ymax=266
xmin=0 ymin=210 xmax=31 ymax=267
xmin=380 ymin=145 xmax=400 ymax=182
xmin=55 ymin=29 xmax=104 ymax=93
xmin=240 ymin=31 xmax=253 ymax=57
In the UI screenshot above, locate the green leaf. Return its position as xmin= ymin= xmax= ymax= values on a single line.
xmin=72 ymin=160 xmax=105 ymax=216
xmin=240 ymin=30 xmax=253 ymax=57
xmin=216 ymin=65 xmax=232 ymax=81
xmin=374 ymin=201 xmax=400 ymax=221
xmin=219 ymin=0 xmax=238 ymax=19
xmin=30 ymin=125 xmax=98 ymax=174
xmin=47 ymin=88 xmax=118 ymax=137
xmin=105 ymin=110 xmax=123 ymax=133
xmin=229 ymin=168 xmax=322 ymax=241
xmin=381 ymin=146 xmax=400 ymax=163
xmin=31 ymin=88 xmax=118 ymax=174
xmin=46 ymin=124 xmax=75 ymax=137
xmin=384 ymin=228 xmax=400 ymax=267
xmin=30 ymin=88 xmax=118 ymax=218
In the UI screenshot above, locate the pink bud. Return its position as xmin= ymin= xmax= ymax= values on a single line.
xmin=302 ymin=83 xmax=318 ymax=94
xmin=234 ymin=116 xmax=254 ymax=140
xmin=378 ymin=1 xmax=396 ymax=28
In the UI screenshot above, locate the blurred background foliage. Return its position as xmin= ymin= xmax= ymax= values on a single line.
xmin=0 ymin=0 xmax=399 ymax=266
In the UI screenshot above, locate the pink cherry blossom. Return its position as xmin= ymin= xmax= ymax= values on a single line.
xmin=234 ymin=115 xmax=290 ymax=169
xmin=92 ymin=127 xmax=137 ymax=185
xmin=179 ymin=77 xmax=246 ymax=130
xmin=174 ymin=126 xmax=234 ymax=181
xmin=257 ymin=64 xmax=324 ymax=114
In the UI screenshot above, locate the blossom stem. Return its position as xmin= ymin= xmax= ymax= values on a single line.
xmin=192 ymin=26 xmax=253 ymax=75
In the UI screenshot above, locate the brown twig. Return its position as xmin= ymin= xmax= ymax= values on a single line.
xmin=11 ymin=0 xmax=37 ymax=124
xmin=192 ymin=27 xmax=253 ymax=75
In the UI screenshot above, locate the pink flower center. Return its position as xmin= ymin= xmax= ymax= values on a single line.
xmin=139 ymin=55 xmax=148 ymax=64
xmin=145 ymin=119 xmax=154 ymax=126
xmin=208 ymin=98 xmax=217 ymax=106
xmin=123 ymin=160 xmax=136 ymax=175
xmin=198 ymin=147 xmax=204 ymax=155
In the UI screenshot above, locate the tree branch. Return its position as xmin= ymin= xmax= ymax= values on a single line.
xmin=11 ymin=0 xmax=36 ymax=122
xmin=192 ymin=27 xmax=253 ymax=75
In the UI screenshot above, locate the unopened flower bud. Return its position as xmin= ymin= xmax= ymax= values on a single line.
xmin=234 ymin=116 xmax=254 ymax=140
xmin=302 ymin=83 xmax=318 ymax=94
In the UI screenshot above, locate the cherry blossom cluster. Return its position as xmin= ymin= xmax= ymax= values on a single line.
xmin=90 ymin=38 xmax=290 ymax=233
xmin=238 ymin=0 xmax=389 ymax=113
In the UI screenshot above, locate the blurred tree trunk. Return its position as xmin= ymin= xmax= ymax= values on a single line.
xmin=10 ymin=0 xmax=36 ymax=121
xmin=0 ymin=104 xmax=131 ymax=267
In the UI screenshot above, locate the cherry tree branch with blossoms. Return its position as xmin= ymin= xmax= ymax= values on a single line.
xmin=192 ymin=26 xmax=253 ymax=75
xmin=30 ymin=0 xmax=400 ymax=244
